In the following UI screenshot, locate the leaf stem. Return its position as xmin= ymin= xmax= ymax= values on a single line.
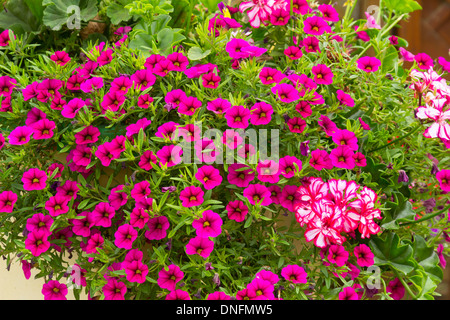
xmin=367 ymin=124 xmax=422 ymax=154
xmin=400 ymin=205 xmax=450 ymax=227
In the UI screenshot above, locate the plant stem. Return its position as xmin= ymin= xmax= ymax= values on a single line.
xmin=394 ymin=269 xmax=417 ymax=300
xmin=367 ymin=124 xmax=422 ymax=154
xmin=400 ymin=205 xmax=450 ymax=227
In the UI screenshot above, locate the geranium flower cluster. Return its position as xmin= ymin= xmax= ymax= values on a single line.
xmin=295 ymin=178 xmax=382 ymax=248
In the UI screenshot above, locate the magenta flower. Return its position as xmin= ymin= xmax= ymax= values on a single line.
xmin=156 ymin=145 xmax=183 ymax=168
xmin=139 ymin=150 xmax=158 ymax=171
xmin=114 ymin=224 xmax=138 ymax=249
xmin=284 ymin=46 xmax=303 ymax=60
xmin=236 ymin=288 xmax=258 ymax=300
xmin=302 ymin=36 xmax=320 ymax=53
xmin=295 ymin=101 xmax=313 ymax=119
xmin=50 ymin=51 xmax=71 ymax=66
xmin=8 ymin=125 xmax=33 ymax=145
xmin=222 ymin=129 xmax=243 ymax=149
xmin=259 ymin=67 xmax=285 ymax=85
xmin=179 ymin=186 xmax=204 ymax=207
xmin=0 ymin=29 xmax=14 ymax=46
xmin=137 ymin=93 xmax=154 ymax=109
xmin=22 ymin=168 xmax=47 ymax=191
xmin=165 ymin=88 xmax=187 ymax=109
xmin=71 ymin=145 xmax=92 ymax=167
xmin=270 ymin=8 xmax=290 ymax=25
xmin=318 ymin=115 xmax=338 ymax=136
xmin=255 ymin=269 xmax=279 ymax=286
xmin=303 ymin=15 xmax=331 ymax=35
xmin=74 ymin=125 xmax=100 ymax=145
xmin=243 ymin=183 xmax=272 ymax=206
xmin=126 ymin=118 xmax=152 ymax=140
xmin=129 ymin=207 xmax=149 ymax=229
xmin=312 ymin=64 xmax=334 ymax=85
xmin=131 ymin=69 xmax=156 ymax=91
xmin=155 ymin=122 xmax=179 ymax=141
xmin=158 ymin=264 xmax=184 ymax=291
xmin=309 ymin=149 xmax=333 ymax=171
xmin=144 ymin=54 xmax=165 ymax=71
xmin=224 ymin=105 xmax=251 ymax=129
xmin=103 ymin=278 xmax=127 ymax=300
xmin=207 ymin=291 xmax=232 ymax=300
xmin=332 ymin=129 xmax=359 ymax=151
xmin=287 ymin=117 xmax=307 ymax=133
xmin=292 ymin=0 xmax=311 ymax=14
xmin=239 ymin=0 xmax=276 ymax=28
xmin=256 ymin=159 xmax=280 ymax=184
xmin=281 ymin=264 xmax=308 ymax=283
xmin=226 ymin=200 xmax=249 ymax=222
xmin=195 ymin=165 xmax=223 ymax=190
xmin=124 ymin=260 xmax=148 ymax=284
xmin=357 ymin=56 xmax=381 ymax=72
xmin=250 ymin=101 xmax=273 ymax=125
xmin=108 ymin=185 xmax=128 ymax=210
xmin=26 ymin=213 xmax=53 ymax=234
xmin=29 ymin=118 xmax=55 ymax=140
xmin=56 ymin=180 xmax=79 ymax=201
xmin=202 ymin=72 xmax=221 ymax=89
xmin=339 ymin=286 xmax=359 ymax=300
xmin=268 ymin=185 xmax=282 ymax=204
xmin=328 ymin=244 xmax=349 ymax=267
xmin=271 ymin=83 xmax=300 ymax=103
xmin=25 ymin=230 xmax=50 ymax=256
xmin=330 ymin=145 xmax=356 ymax=169
xmin=279 ymin=155 xmax=302 ymax=178
xmin=21 ymin=260 xmax=32 ymax=280
xmin=185 ymin=236 xmax=214 ymax=258
xmin=130 ymin=180 xmax=151 ymax=201
xmin=247 ymin=278 xmax=275 ymax=300
xmin=438 ymin=56 xmax=450 ymax=73
xmin=415 ymin=52 xmax=434 ymax=70
xmin=192 ymin=210 xmax=223 ymax=238
xmin=167 ymin=52 xmax=189 ymax=71
xmin=153 ymin=59 xmax=175 ymax=77
xmin=177 ymin=95 xmax=202 ymax=116
xmin=318 ymin=4 xmax=339 ymax=22
xmin=145 ymin=215 xmax=170 ymax=240
xmin=0 ymin=190 xmax=17 ymax=213
xmin=279 ymin=185 xmax=301 ymax=212
xmin=0 ymin=75 xmax=16 ymax=97
xmin=44 ymin=194 xmax=69 ymax=217
xmin=207 ymin=98 xmax=232 ymax=115
xmin=92 ymin=202 xmax=116 ymax=228
xmin=61 ymin=97 xmax=85 ymax=118
xmin=101 ymin=91 xmax=126 ymax=113
xmin=399 ymin=47 xmax=415 ymax=62
xmin=166 ymin=289 xmax=191 ymax=300
xmin=227 ymin=163 xmax=255 ymax=188
xmin=354 ymin=244 xmax=374 ymax=267
xmin=386 ymin=278 xmax=405 ymax=300
xmin=436 ymin=170 xmax=450 ymax=192
xmin=71 ymin=211 xmax=96 ymax=237
xmin=336 ymin=90 xmax=355 ymax=107
xmin=354 ymin=152 xmax=367 ymax=167
xmin=42 ymin=280 xmax=68 ymax=300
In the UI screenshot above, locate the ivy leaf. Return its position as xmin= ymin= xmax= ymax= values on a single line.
xmin=381 ymin=192 xmax=416 ymax=230
xmin=0 ymin=0 xmax=42 ymax=34
xmin=412 ymin=235 xmax=443 ymax=283
xmin=187 ymin=46 xmax=211 ymax=61
xmin=384 ymin=0 xmax=422 ymax=14
xmin=369 ymin=232 xmax=416 ymax=275
xmin=409 ymin=270 xmax=438 ymax=300
xmin=43 ymin=0 xmax=98 ymax=31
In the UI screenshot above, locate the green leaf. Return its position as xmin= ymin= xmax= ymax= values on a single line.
xmin=187 ymin=46 xmax=211 ymax=61
xmin=0 ymin=0 xmax=42 ymax=34
xmin=382 ymin=45 xmax=398 ymax=73
xmin=381 ymin=193 xmax=416 ymax=230
xmin=369 ymin=233 xmax=416 ymax=275
xmin=412 ymin=235 xmax=443 ymax=283
xmin=106 ymin=0 xmax=133 ymax=25
xmin=384 ymin=0 xmax=422 ymax=13
xmin=156 ymin=27 xmax=174 ymax=54
xmin=42 ymin=0 xmax=98 ymax=31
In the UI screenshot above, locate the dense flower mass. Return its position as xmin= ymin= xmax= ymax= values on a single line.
xmin=0 ymin=0 xmax=448 ymax=302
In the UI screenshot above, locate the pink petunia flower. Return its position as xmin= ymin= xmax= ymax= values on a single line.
xmin=357 ymin=56 xmax=381 ymax=72
xmin=42 ymin=280 xmax=68 ymax=300
xmin=50 ymin=51 xmax=71 ymax=66
xmin=287 ymin=117 xmax=307 ymax=133
xmin=224 ymin=105 xmax=251 ymax=128
xmin=103 ymin=278 xmax=127 ymax=300
xmin=250 ymin=101 xmax=273 ymax=125
xmin=192 ymin=210 xmax=223 ymax=238
xmin=8 ymin=126 xmax=33 ymax=145
xmin=415 ymin=52 xmax=434 ymax=70
xmin=166 ymin=289 xmax=191 ymax=300
xmin=124 ymin=260 xmax=148 ymax=284
xmin=436 ymin=170 xmax=450 ymax=192
xmin=207 ymin=98 xmax=232 ymax=115
xmin=202 ymin=72 xmax=221 ymax=89
xmin=386 ymin=278 xmax=405 ymax=300
xmin=0 ymin=190 xmax=17 ymax=213
xmin=259 ymin=67 xmax=285 ymax=85
xmin=25 ymin=230 xmax=50 ymax=256
xmin=339 ymin=286 xmax=359 ymax=300
xmin=312 ymin=63 xmax=334 ymax=85
xmin=354 ymin=244 xmax=374 ymax=267
xmin=271 ymin=83 xmax=300 ymax=103
xmin=303 ymin=15 xmax=331 ymax=35
xmin=179 ymin=186 xmax=204 ymax=207
xmin=284 ymin=46 xmax=303 ymax=60
xmin=227 ymin=163 xmax=255 ymax=188
xmin=114 ymin=224 xmax=138 ymax=249
xmin=26 ymin=213 xmax=53 ymax=235
xmin=281 ymin=264 xmax=308 ymax=283
xmin=332 ymin=129 xmax=359 ymax=151
xmin=243 ymin=183 xmax=272 ymax=206
xmin=145 ymin=215 xmax=170 ymax=240
xmin=336 ymin=90 xmax=355 ymax=107
xmin=328 ymin=244 xmax=349 ymax=267
xmin=156 ymin=145 xmax=183 ymax=168
xmin=195 ymin=165 xmax=223 ymax=190
xmin=22 ymin=168 xmax=47 ymax=191
xmin=167 ymin=52 xmax=189 ymax=72
xmin=226 ymin=200 xmax=249 ymax=222
xmin=256 ymin=159 xmax=280 ymax=184
xmin=318 ymin=4 xmax=339 ymax=22
xmin=185 ymin=236 xmax=214 ymax=258
xmin=157 ymin=264 xmax=184 ymax=291
xmin=330 ymin=145 xmax=356 ymax=169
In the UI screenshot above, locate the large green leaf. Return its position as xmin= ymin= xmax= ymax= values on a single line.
xmin=384 ymin=0 xmax=422 ymax=14
xmin=187 ymin=46 xmax=211 ymax=61
xmin=381 ymin=192 xmax=416 ymax=230
xmin=106 ymin=0 xmax=133 ymax=25
xmin=369 ymin=233 xmax=416 ymax=275
xmin=42 ymin=0 xmax=98 ymax=31
xmin=0 ymin=0 xmax=42 ymax=34
xmin=412 ymin=235 xmax=443 ymax=283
